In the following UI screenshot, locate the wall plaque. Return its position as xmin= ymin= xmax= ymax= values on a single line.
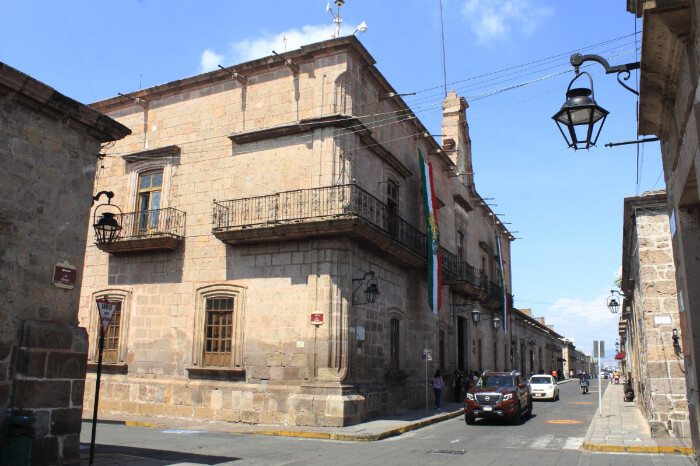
xmin=52 ymin=261 xmax=77 ymax=289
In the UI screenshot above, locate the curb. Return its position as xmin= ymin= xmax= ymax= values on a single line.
xmin=236 ymin=409 xmax=465 ymax=441
xmin=582 ymin=442 xmax=693 ymax=455
xmin=84 ymin=409 xmax=465 ymax=442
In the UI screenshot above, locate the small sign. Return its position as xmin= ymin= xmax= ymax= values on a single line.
xmin=593 ymin=340 xmax=604 ymax=358
xmin=654 ymin=315 xmax=672 ymax=326
xmin=311 ymin=313 xmax=324 ymax=325
xmin=356 ymin=326 xmax=365 ymax=341
xmin=422 ymin=349 xmax=432 ymax=361
xmin=52 ymin=261 xmax=77 ymax=289
xmin=96 ymin=299 xmax=118 ymax=336
xmin=296 ymin=340 xmax=305 ymax=348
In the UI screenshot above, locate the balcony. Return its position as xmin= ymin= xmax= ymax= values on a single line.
xmin=212 ymin=184 xmax=426 ymax=267
xmin=96 ymin=207 xmax=186 ymax=254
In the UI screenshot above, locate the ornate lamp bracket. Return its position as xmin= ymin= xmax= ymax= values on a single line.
xmin=569 ymin=53 xmax=640 ymax=96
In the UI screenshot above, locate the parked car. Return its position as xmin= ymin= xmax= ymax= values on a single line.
xmin=529 ymin=374 xmax=559 ymax=401
xmin=464 ymin=370 xmax=532 ymax=425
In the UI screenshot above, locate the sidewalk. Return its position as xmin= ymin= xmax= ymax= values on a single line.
xmin=85 ymin=400 xmax=466 ymax=442
xmin=581 ymin=382 xmax=693 ymax=455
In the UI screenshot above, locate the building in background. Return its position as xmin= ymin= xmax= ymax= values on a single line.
xmin=628 ymin=0 xmax=700 ymax=453
xmin=619 ymin=191 xmax=689 ymax=438
xmin=0 ymin=62 xmax=129 ymax=465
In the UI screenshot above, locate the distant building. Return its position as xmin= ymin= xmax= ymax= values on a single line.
xmin=620 ymin=191 xmax=689 ymax=438
xmin=0 ymin=62 xmax=129 ymax=464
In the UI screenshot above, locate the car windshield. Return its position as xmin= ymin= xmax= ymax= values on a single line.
xmin=477 ymin=375 xmax=514 ymax=387
xmin=530 ymin=377 xmax=552 ymax=385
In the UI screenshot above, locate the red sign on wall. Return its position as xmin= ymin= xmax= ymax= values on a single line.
xmin=52 ymin=261 xmax=77 ymax=289
xmin=311 ymin=313 xmax=324 ymax=325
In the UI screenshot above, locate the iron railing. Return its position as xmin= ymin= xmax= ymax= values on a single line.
xmin=117 ymin=207 xmax=185 ymax=240
xmin=213 ymin=184 xmax=425 ymax=256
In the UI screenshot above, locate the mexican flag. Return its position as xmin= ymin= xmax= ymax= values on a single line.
xmin=419 ymin=149 xmax=441 ymax=313
xmin=495 ymin=229 xmax=508 ymax=331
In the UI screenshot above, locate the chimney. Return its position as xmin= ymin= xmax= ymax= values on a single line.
xmin=520 ymin=308 xmax=531 ymax=317
xmin=441 ymin=91 xmax=473 ymax=182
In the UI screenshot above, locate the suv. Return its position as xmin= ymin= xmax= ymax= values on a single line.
xmin=464 ymin=371 xmax=532 ymax=425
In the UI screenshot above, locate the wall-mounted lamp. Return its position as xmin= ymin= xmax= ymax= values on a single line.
xmin=492 ymin=315 xmax=501 ymax=330
xmin=471 ymin=308 xmax=481 ymax=324
xmin=672 ymin=328 xmax=681 ymax=349
xmin=607 ymin=290 xmax=626 ymax=314
xmin=92 ymin=191 xmax=122 ymax=245
xmin=352 ymin=271 xmax=380 ymax=305
xmin=553 ymin=53 xmax=642 ymax=150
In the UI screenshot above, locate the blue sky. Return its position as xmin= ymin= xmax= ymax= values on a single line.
xmin=1 ymin=0 xmax=658 ymax=360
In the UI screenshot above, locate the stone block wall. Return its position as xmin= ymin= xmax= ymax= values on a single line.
xmin=629 ymin=203 xmax=689 ymax=438
xmin=11 ymin=321 xmax=88 ymax=465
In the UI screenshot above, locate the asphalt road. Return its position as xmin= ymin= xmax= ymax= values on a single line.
xmin=81 ymin=381 xmax=693 ymax=465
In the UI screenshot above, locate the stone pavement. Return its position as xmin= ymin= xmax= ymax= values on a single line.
xmin=582 ymin=381 xmax=693 ymax=455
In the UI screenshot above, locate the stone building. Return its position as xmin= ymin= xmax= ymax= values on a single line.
xmin=78 ymin=36 xmax=517 ymax=427
xmin=0 ymin=62 xmax=129 ymax=464
xmin=619 ymin=191 xmax=689 ymax=438
xmin=508 ymin=309 xmax=565 ymax=377
xmin=627 ymin=0 xmax=700 ymax=453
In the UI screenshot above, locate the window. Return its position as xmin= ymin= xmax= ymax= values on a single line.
xmin=457 ymin=231 xmax=465 ymax=263
xmin=390 ymin=318 xmax=400 ymax=372
xmin=203 ymin=297 xmax=234 ymax=367
xmin=386 ymin=180 xmax=399 ymax=237
xmin=137 ymin=170 xmax=163 ymax=232
xmin=192 ymin=284 xmax=245 ymax=370
xmin=88 ymin=290 xmax=131 ymax=366
xmin=103 ymin=301 xmax=122 ymax=364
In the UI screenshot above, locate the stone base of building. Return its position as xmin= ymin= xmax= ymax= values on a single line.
xmin=83 ymin=376 xmax=368 ymax=427
xmin=7 ymin=321 xmax=88 ymax=466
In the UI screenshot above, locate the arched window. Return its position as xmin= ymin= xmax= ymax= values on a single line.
xmin=192 ymin=284 xmax=245 ymax=369
xmin=88 ymin=289 xmax=132 ymax=366
xmin=334 ymin=73 xmax=350 ymax=114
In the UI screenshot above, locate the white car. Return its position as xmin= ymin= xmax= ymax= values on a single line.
xmin=529 ymin=375 xmax=559 ymax=401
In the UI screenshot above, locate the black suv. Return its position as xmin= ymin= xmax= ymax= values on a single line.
xmin=464 ymin=371 xmax=532 ymax=425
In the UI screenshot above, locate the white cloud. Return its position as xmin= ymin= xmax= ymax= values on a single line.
xmin=200 ymin=23 xmax=356 ymax=72
xmin=200 ymin=49 xmax=224 ymax=73
xmin=540 ymin=294 xmax=619 ymax=355
xmin=461 ymin=0 xmax=553 ymax=44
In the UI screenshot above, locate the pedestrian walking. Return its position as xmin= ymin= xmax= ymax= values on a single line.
xmin=431 ymin=369 xmax=445 ymax=411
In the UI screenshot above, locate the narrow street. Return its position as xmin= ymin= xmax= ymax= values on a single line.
xmin=82 ymin=382 xmax=692 ymax=465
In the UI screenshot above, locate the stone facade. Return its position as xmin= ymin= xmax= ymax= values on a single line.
xmin=628 ymin=0 xmax=700 ymax=452
xmin=0 ymin=62 xmax=129 ymax=464
xmin=77 ymin=37 xmax=523 ymax=427
xmin=620 ymin=191 xmax=689 ymax=438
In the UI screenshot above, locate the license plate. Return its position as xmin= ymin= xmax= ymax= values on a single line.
xmin=483 ymin=406 xmax=493 ymax=412
xmin=535 ymin=394 xmax=544 ymax=397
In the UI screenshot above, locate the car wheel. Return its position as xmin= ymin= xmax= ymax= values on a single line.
xmin=555 ymin=391 xmax=559 ymax=401
xmin=511 ymin=405 xmax=522 ymax=425
xmin=465 ymin=413 xmax=475 ymax=425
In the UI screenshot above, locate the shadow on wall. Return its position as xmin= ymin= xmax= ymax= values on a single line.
xmin=107 ymin=248 xmax=184 ymax=285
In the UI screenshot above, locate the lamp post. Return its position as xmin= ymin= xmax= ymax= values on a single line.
xmin=553 ymin=53 xmax=646 ymax=150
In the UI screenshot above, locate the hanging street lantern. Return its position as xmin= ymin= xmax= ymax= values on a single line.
xmin=352 ymin=271 xmax=380 ymax=305
xmin=607 ymin=289 xmax=625 ymax=314
xmin=471 ymin=308 xmax=481 ymax=324
xmin=492 ymin=315 xmax=501 ymax=330
xmin=553 ymin=72 xmax=609 ymax=150
xmin=92 ymin=191 xmax=122 ymax=246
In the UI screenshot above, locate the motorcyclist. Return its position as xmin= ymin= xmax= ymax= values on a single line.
xmin=579 ymin=373 xmax=589 ymax=393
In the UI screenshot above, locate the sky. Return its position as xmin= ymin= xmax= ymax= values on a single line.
xmin=1 ymin=0 xmax=659 ymax=361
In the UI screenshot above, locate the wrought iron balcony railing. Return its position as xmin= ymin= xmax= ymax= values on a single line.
xmin=213 ymin=184 xmax=425 ymax=257
xmin=118 ymin=207 xmax=186 ymax=239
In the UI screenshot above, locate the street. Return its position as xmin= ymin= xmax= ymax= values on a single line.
xmin=80 ymin=382 xmax=692 ymax=465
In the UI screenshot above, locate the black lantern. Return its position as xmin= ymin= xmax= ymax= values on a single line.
xmin=492 ymin=315 xmax=501 ymax=329
xmin=553 ymin=72 xmax=609 ymax=150
xmin=352 ymin=271 xmax=380 ymax=305
xmin=607 ymin=298 xmax=620 ymax=314
xmin=92 ymin=191 xmax=122 ymax=246
xmin=471 ymin=308 xmax=481 ymax=324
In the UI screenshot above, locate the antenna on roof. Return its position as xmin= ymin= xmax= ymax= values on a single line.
xmin=327 ymin=1 xmax=367 ymax=39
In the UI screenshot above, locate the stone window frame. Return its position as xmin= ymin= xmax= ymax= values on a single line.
xmin=87 ymin=288 xmax=132 ymax=367
xmin=124 ymin=159 xmax=175 ymax=213
xmin=387 ymin=308 xmax=406 ymax=375
xmin=190 ymin=284 xmax=246 ymax=372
